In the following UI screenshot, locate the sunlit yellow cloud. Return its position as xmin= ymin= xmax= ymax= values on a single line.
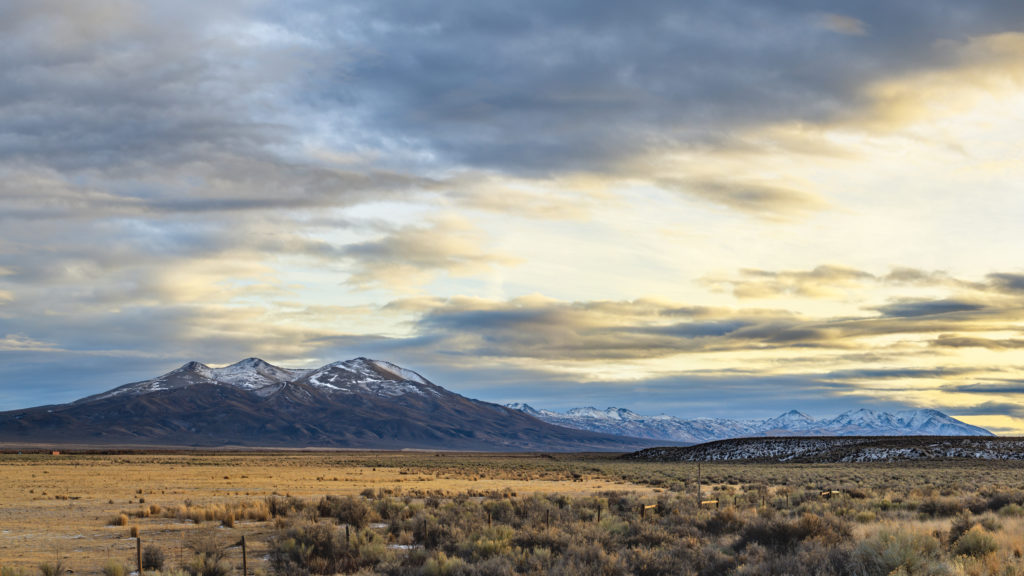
xmin=957 ymin=415 xmax=1024 ymax=436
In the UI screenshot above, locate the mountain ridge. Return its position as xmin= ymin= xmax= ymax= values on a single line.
xmin=506 ymin=404 xmax=992 ymax=442
xmin=2 ymin=358 xmax=661 ymax=452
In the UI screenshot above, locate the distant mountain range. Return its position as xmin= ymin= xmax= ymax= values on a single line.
xmin=0 ymin=357 xmax=993 ymax=451
xmin=506 ymin=404 xmax=992 ymax=443
xmin=0 ymin=358 xmax=657 ymax=452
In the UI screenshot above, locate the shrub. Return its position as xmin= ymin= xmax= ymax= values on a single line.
xmin=551 ymin=542 xmax=629 ymax=576
xmin=953 ymin=526 xmax=998 ymax=558
xmin=947 ymin=512 xmax=1000 ymax=546
xmin=318 ymin=495 xmax=373 ymax=529
xmin=109 ymin=514 xmax=129 ymax=526
xmin=266 ymin=495 xmax=306 ymax=518
xmin=184 ymin=528 xmax=230 ymax=576
xmin=185 ymin=555 xmax=230 ymax=576
xmin=421 ymin=552 xmax=468 ymax=576
xmin=850 ymin=529 xmax=947 ymax=576
xmin=999 ymin=503 xmax=1024 ymax=517
xmin=272 ymin=523 xmax=395 ymax=574
xmin=700 ymin=507 xmax=746 ymax=536
xmin=918 ymin=497 xmax=964 ymax=518
xmin=37 ymin=561 xmax=65 ymax=576
xmin=269 ymin=522 xmax=352 ymax=575
xmin=142 ymin=544 xmax=165 ymax=571
xmin=100 ymin=560 xmax=126 ymax=576
xmin=736 ymin=513 xmax=849 ymax=553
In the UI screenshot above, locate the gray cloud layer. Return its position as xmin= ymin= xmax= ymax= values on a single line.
xmin=5 ymin=2 xmax=1024 ymax=421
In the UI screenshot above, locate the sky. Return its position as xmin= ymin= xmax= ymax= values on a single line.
xmin=4 ymin=2 xmax=1024 ymax=433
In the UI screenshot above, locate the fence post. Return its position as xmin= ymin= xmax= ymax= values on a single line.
xmin=241 ymin=535 xmax=247 ymax=576
xmin=597 ymin=508 xmax=601 ymax=523
xmin=696 ymin=462 xmax=701 ymax=508
xmin=136 ymin=537 xmax=142 ymax=575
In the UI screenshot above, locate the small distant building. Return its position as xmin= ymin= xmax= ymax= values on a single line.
xmin=51 ymin=450 xmax=61 ymax=455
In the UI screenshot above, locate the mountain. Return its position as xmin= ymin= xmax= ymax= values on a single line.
xmin=0 ymin=358 xmax=660 ymax=452
xmin=506 ymin=404 xmax=992 ymax=443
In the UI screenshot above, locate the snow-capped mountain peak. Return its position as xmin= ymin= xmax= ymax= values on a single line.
xmin=180 ymin=361 xmax=212 ymax=374
xmin=507 ymin=405 xmax=993 ymax=443
xmin=207 ymin=357 xmax=310 ymax=390
xmin=298 ymin=357 xmax=437 ymax=397
xmin=85 ymin=357 xmax=428 ymax=401
xmin=762 ymin=410 xmax=816 ymax=431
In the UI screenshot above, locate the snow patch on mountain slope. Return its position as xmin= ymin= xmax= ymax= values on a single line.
xmin=372 ymin=360 xmax=429 ymax=385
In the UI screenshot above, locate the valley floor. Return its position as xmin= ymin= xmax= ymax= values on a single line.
xmin=0 ymin=451 xmax=647 ymax=573
xmin=2 ymin=451 xmax=1023 ymax=575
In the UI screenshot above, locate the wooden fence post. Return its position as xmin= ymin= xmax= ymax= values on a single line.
xmin=241 ymin=535 xmax=247 ymax=576
xmin=136 ymin=537 xmax=142 ymax=575
xmin=696 ymin=462 xmax=701 ymax=508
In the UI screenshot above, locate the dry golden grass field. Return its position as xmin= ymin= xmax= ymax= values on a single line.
xmin=3 ymin=451 xmax=1024 ymax=575
xmin=0 ymin=451 xmax=650 ymax=574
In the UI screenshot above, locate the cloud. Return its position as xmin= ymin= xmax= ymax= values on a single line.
xmin=872 ymin=299 xmax=986 ymax=318
xmin=843 ymin=32 xmax=1024 ymax=132
xmin=302 ymin=1 xmax=1024 ymax=174
xmin=340 ymin=216 xmax=520 ymax=290
xmin=948 ymin=382 xmax=1024 ymax=396
xmin=986 ymin=273 xmax=1024 ymax=294
xmin=658 ymin=178 xmax=827 ymax=220
xmin=824 ymin=367 xmax=974 ymax=382
xmin=932 ymin=335 xmax=1024 ymax=350
xmin=704 ymin=265 xmax=1024 ymax=303
xmin=0 ymin=334 xmax=59 ymax=352
xmin=816 ymin=13 xmax=867 ymax=36
xmin=407 ymin=297 xmax=847 ymax=361
xmin=883 ymin=268 xmax=957 ymax=286
xmin=704 ymin=265 xmax=875 ymax=299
